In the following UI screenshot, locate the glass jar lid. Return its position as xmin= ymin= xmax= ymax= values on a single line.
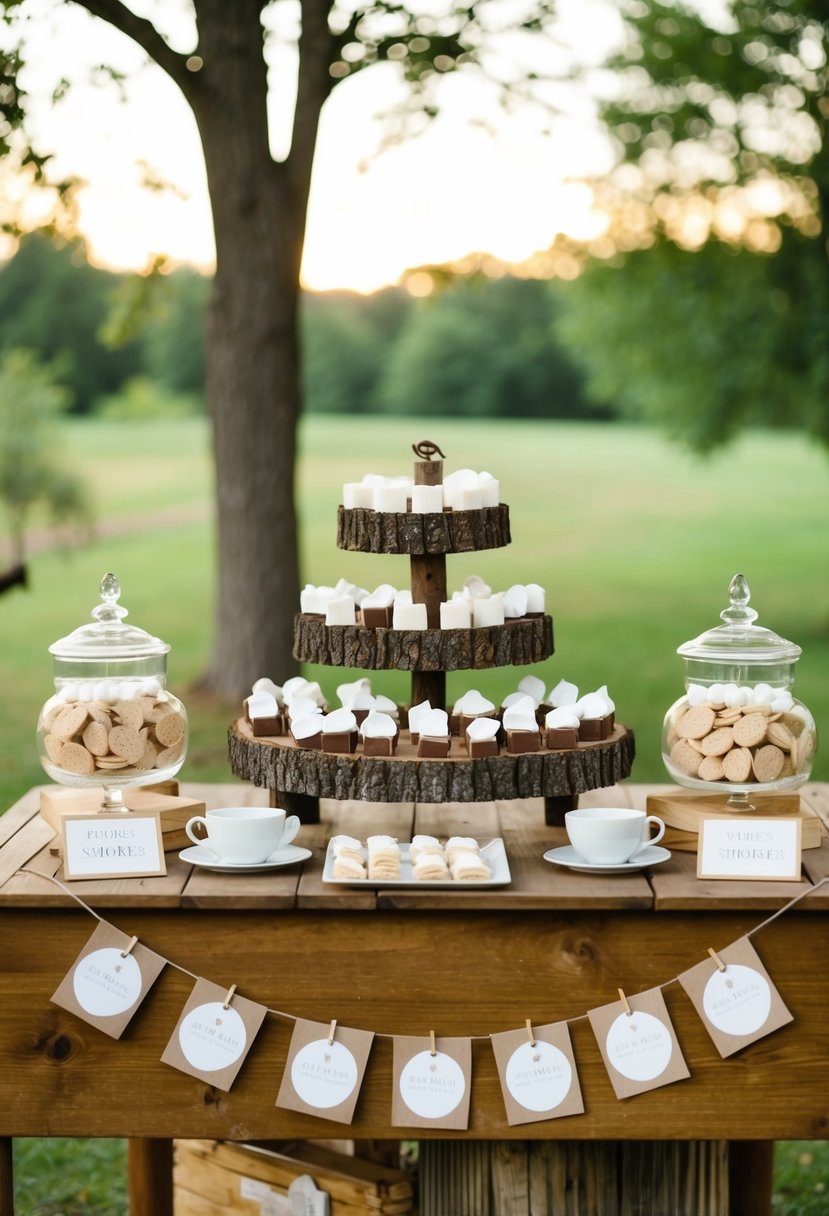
xmin=49 ymin=573 xmax=170 ymax=660
xmin=677 ymin=573 xmax=801 ymax=664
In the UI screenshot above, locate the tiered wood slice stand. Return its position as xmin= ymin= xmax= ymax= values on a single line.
xmin=229 ymin=444 xmax=635 ymax=825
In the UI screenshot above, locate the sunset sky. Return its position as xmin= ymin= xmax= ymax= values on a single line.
xmin=8 ymin=0 xmax=622 ymax=291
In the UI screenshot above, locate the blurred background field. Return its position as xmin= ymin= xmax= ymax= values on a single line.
xmin=1 ymin=412 xmax=827 ymax=812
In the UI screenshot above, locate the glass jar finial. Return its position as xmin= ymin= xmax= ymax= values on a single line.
xmin=720 ymin=572 xmax=758 ymax=629
xmin=92 ymin=572 xmax=128 ymax=624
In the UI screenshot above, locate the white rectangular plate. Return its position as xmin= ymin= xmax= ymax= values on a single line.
xmin=322 ymin=838 xmax=511 ymax=887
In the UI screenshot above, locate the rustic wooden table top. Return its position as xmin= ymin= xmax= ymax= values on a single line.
xmin=1 ymin=780 xmax=827 ymax=914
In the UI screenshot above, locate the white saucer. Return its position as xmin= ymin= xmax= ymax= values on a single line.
xmin=543 ymin=844 xmax=671 ymax=875
xmin=179 ymin=843 xmax=312 ymax=873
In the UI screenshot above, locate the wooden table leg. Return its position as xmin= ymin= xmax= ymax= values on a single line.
xmin=128 ymin=1138 xmax=173 ymax=1216
xmin=729 ymin=1141 xmax=774 ymax=1216
xmin=0 ymin=1137 xmax=13 ymax=1216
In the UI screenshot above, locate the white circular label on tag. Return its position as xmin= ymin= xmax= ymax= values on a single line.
xmin=505 ymin=1040 xmax=572 ymax=1112
xmin=399 ymin=1050 xmax=466 ymax=1119
xmin=72 ymin=947 xmax=142 ymax=1017
xmin=291 ymin=1038 xmax=359 ymax=1109
xmin=703 ymin=964 xmax=772 ymax=1036
xmin=178 ymin=1001 xmax=247 ymax=1071
xmin=605 ymin=1011 xmax=673 ymax=1082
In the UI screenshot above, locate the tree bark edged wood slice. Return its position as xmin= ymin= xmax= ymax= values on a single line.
xmin=337 ymin=503 xmax=511 ymax=554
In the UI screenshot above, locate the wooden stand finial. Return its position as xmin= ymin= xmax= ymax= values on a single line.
xmin=412 ymin=440 xmax=445 ymax=487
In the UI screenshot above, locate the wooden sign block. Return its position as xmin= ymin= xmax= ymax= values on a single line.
xmin=647 ymin=790 xmax=822 ymax=852
xmin=40 ymin=785 xmax=205 ymax=852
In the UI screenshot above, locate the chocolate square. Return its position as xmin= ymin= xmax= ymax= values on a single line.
xmin=363 ymin=735 xmax=396 ymax=757
xmin=448 ymin=712 xmax=461 ymax=736
xmin=252 ymin=714 xmax=283 ymax=737
xmin=322 ymin=730 xmax=359 ymax=754
xmin=362 ymin=606 xmax=392 ymax=629
xmin=418 ymin=736 xmax=450 ymax=758
xmin=579 ymin=716 xmax=611 ymax=742
xmin=292 ymin=730 xmax=322 ymax=750
xmin=469 ymin=738 xmax=498 ymax=758
xmin=546 ymin=726 xmax=579 ymax=750
xmin=506 ymin=729 xmax=541 ymax=755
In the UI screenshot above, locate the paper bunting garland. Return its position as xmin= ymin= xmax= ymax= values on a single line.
xmin=588 ymin=987 xmax=690 ymax=1100
xmin=392 ymin=1035 xmax=473 ymax=1130
xmin=51 ymin=921 xmax=166 ymax=1040
xmin=678 ymin=936 xmax=793 ymax=1058
xmin=276 ymin=1018 xmax=374 ymax=1124
xmin=34 ymin=869 xmax=827 ymax=1126
xmin=490 ymin=1021 xmax=583 ymax=1125
xmin=161 ymin=977 xmax=268 ymax=1091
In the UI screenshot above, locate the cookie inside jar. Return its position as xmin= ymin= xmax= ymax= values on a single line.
xmin=36 ymin=573 xmax=188 ymax=810
xmin=662 ymin=575 xmax=817 ymax=797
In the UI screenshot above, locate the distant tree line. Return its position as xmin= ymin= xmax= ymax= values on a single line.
xmin=0 ymin=234 xmax=605 ymax=422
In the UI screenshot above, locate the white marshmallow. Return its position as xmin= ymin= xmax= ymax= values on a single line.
xmin=419 ymin=708 xmax=449 ymax=738
xmin=411 ymin=484 xmax=443 ymax=513
xmin=770 ymin=692 xmax=794 ymax=712
xmin=463 ymin=575 xmax=491 ymax=601
xmin=518 ymin=675 xmax=547 ymax=704
xmin=246 ymin=692 xmax=278 ymax=719
xmin=595 ymin=684 xmax=615 ymax=714
xmin=503 ymin=585 xmax=528 ymax=618
xmin=325 ymin=596 xmax=356 ymax=626
xmin=708 ymin=683 xmax=726 ymax=703
xmin=289 ymin=695 xmax=320 ymax=721
xmin=322 ymin=707 xmax=357 ymax=734
xmin=360 ymin=710 xmax=397 ymax=738
xmin=686 ymin=684 xmax=709 ymax=707
xmin=525 ymin=583 xmax=545 ymax=613
xmin=337 ymin=677 xmax=371 ymax=706
xmin=752 ymin=683 xmax=776 ymax=705
xmin=342 ymin=482 xmax=374 ymax=509
xmin=502 ymin=692 xmax=536 ymax=713
xmin=407 ymin=700 xmax=432 ymax=734
xmin=291 ymin=713 xmax=323 ymax=740
xmin=477 ymin=472 xmax=499 ymax=507
xmin=362 ymin=584 xmax=396 ymax=609
xmin=466 ymin=717 xmax=500 ymax=741
xmin=503 ymin=706 xmax=539 ymax=732
xmin=283 ymin=676 xmax=311 ymax=701
xmin=440 ymin=599 xmax=472 ymax=629
xmin=367 ymin=834 xmax=398 ymax=852
xmin=472 ymin=595 xmax=505 ymax=627
xmin=548 ymin=679 xmax=579 ymax=707
xmin=350 ymin=690 xmax=376 ymax=711
xmin=252 ymin=678 xmax=284 ymax=705
xmin=576 ymin=692 xmax=610 ymax=720
xmin=374 ymin=695 xmax=399 ymax=718
xmin=393 ymin=601 xmax=428 ymax=630
xmin=374 ymin=483 xmax=408 ymax=513
xmin=394 ymin=590 xmax=413 ymax=605
xmin=545 ymin=706 xmax=580 ymax=728
xmin=454 ymin=689 xmax=495 ymax=716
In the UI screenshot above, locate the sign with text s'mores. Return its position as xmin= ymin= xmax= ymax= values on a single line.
xmin=697 ymin=816 xmax=801 ymax=881
xmin=61 ymin=813 xmax=166 ymax=880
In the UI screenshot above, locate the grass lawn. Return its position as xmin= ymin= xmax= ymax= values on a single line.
xmin=2 ymin=414 xmax=828 ymax=1210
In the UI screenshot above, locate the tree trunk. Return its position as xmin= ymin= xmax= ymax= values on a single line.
xmin=189 ymin=1 xmax=308 ymax=697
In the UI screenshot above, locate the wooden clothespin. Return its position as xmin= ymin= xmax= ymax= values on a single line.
xmin=708 ymin=947 xmax=726 ymax=972
xmin=525 ymin=1018 xmax=536 ymax=1047
xmin=222 ymin=983 xmax=237 ymax=1009
xmin=120 ymin=935 xmax=138 ymax=959
xmin=618 ymin=988 xmax=632 ymax=1016
xmin=429 ymin=1029 xmax=437 ymax=1057
xmin=327 ymin=1019 xmax=337 ymax=1045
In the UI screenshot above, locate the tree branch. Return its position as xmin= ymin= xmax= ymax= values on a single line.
xmin=287 ymin=0 xmax=335 ymax=209
xmin=68 ymin=0 xmax=193 ymax=94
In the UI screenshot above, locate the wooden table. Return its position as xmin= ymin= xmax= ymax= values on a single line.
xmin=1 ymin=781 xmax=828 ymax=1215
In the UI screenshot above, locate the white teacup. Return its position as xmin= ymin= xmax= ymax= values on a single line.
xmin=565 ymin=807 xmax=666 ymax=866
xmin=185 ymin=806 xmax=300 ymax=864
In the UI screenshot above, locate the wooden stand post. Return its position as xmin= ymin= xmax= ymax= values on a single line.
xmin=545 ymin=794 xmax=578 ymax=826
xmin=411 ymin=445 xmax=447 ymax=711
xmin=271 ymin=788 xmax=320 ymax=823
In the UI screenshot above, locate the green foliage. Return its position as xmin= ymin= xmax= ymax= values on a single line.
xmin=0 ymin=348 xmax=92 ymax=561
xmin=380 ymin=277 xmax=600 ymax=420
xmin=95 ymin=375 xmax=199 ymax=421
xmin=0 ymin=233 xmax=141 ymax=412
xmin=552 ymin=235 xmax=829 ymax=450
xmin=13 ymin=1138 xmax=127 ymax=1215
xmin=301 ymin=291 xmax=394 ymax=414
xmin=139 ymin=268 xmax=208 ymax=396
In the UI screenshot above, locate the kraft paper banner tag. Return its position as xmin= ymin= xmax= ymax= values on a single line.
xmin=161 ymin=977 xmax=267 ymax=1091
xmin=587 ymin=987 xmax=690 ymax=1100
xmin=678 ymin=936 xmax=793 ymax=1058
xmin=490 ymin=1021 xmax=584 ymax=1125
xmin=275 ymin=1018 xmax=374 ymax=1124
xmin=51 ymin=920 xmax=166 ymax=1040
xmin=391 ymin=1035 xmax=472 ymax=1130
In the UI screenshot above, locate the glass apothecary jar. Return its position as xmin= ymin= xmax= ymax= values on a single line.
xmin=36 ymin=573 xmax=188 ymax=810
xmin=662 ymin=574 xmax=817 ymax=803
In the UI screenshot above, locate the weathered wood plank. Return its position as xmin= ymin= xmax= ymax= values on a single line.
xmin=650 ymin=848 xmax=816 ymax=911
